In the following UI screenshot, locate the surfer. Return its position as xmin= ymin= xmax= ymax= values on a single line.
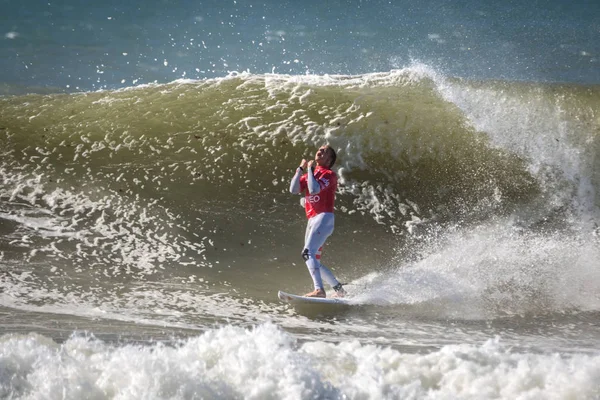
xmin=289 ymin=145 xmax=346 ymax=298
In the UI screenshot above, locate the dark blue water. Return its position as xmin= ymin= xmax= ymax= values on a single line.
xmin=1 ymin=0 xmax=599 ymax=92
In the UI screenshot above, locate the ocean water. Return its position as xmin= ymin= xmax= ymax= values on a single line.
xmin=1 ymin=0 xmax=600 ymax=399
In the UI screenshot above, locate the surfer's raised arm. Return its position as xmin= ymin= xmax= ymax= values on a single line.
xmin=289 ymin=159 xmax=307 ymax=194
xmin=306 ymin=160 xmax=321 ymax=195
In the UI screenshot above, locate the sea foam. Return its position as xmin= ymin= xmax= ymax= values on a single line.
xmin=1 ymin=323 xmax=599 ymax=399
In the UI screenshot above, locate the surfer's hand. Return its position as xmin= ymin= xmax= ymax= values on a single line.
xmin=300 ymin=159 xmax=307 ymax=170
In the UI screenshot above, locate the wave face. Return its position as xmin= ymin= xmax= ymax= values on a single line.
xmin=1 ymin=67 xmax=599 ymax=322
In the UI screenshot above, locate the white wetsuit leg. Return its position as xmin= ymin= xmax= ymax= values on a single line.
xmin=303 ymin=212 xmax=340 ymax=290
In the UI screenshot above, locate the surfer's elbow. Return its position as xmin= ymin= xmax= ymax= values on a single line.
xmin=308 ymin=183 xmax=320 ymax=195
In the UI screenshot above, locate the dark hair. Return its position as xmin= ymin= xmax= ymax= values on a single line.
xmin=326 ymin=145 xmax=337 ymax=168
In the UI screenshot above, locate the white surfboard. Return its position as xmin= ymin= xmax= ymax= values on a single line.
xmin=278 ymin=290 xmax=349 ymax=305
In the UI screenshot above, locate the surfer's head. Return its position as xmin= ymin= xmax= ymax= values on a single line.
xmin=315 ymin=145 xmax=336 ymax=169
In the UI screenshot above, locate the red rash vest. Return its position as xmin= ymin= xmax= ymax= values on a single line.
xmin=299 ymin=166 xmax=337 ymax=219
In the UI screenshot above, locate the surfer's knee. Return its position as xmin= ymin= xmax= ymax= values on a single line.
xmin=301 ymin=248 xmax=309 ymax=262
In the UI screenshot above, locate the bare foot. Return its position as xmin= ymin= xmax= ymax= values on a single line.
xmin=304 ymin=288 xmax=326 ymax=298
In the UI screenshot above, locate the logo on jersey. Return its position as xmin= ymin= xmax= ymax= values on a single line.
xmin=320 ymin=178 xmax=330 ymax=187
xmin=307 ymin=194 xmax=321 ymax=203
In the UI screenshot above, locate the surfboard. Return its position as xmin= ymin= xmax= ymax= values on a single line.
xmin=278 ymin=290 xmax=349 ymax=305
